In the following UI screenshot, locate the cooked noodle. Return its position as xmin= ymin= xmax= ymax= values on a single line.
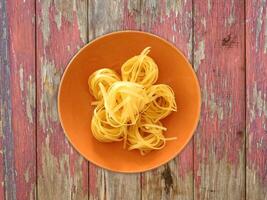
xmin=88 ymin=47 xmax=177 ymax=155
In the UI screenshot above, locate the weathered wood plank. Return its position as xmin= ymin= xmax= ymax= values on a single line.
xmin=0 ymin=0 xmax=14 ymax=199
xmin=140 ymin=1 xmax=194 ymax=200
xmin=246 ymin=0 xmax=267 ymax=199
xmin=1 ymin=0 xmax=36 ymax=199
xmin=193 ymin=0 xmax=245 ymax=199
xmin=0 ymin=1 xmax=6 ymax=198
xmin=7 ymin=0 xmax=36 ymax=199
xmin=36 ymin=0 xmax=88 ymax=199
xmin=88 ymin=1 xmax=141 ymax=199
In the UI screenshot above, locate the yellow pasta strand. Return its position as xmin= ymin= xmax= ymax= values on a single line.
xmin=144 ymin=84 xmax=177 ymax=122
xmin=91 ymin=105 xmax=124 ymax=142
xmin=127 ymin=116 xmax=176 ymax=155
xmin=88 ymin=68 xmax=120 ymax=99
xmin=121 ymin=47 xmax=158 ymax=88
xmin=88 ymin=47 xmax=177 ymax=155
xmin=103 ymin=81 xmax=149 ymax=127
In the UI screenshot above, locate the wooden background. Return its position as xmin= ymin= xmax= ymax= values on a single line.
xmin=0 ymin=0 xmax=267 ymax=199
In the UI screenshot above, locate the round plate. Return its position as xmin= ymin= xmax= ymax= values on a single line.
xmin=58 ymin=31 xmax=201 ymax=173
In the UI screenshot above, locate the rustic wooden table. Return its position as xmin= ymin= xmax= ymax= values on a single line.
xmin=1 ymin=0 xmax=267 ymax=199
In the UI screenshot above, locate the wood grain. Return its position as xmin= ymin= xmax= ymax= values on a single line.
xmin=193 ymin=0 xmax=245 ymax=199
xmin=1 ymin=0 xmax=36 ymax=199
xmin=36 ymin=0 xmax=88 ymax=199
xmin=246 ymin=0 xmax=267 ymax=199
xmin=2 ymin=1 xmax=266 ymax=199
xmin=140 ymin=0 xmax=194 ymax=199
xmin=0 ymin=0 xmax=14 ymax=199
xmin=88 ymin=1 xmax=141 ymax=199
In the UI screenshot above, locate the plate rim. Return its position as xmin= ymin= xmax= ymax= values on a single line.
xmin=57 ymin=30 xmax=202 ymax=173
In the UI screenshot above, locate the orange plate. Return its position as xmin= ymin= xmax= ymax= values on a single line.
xmin=58 ymin=31 xmax=201 ymax=173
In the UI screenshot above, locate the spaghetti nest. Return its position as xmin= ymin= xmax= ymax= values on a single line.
xmin=88 ymin=47 xmax=177 ymax=155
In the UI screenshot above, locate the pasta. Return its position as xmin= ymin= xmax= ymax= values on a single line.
xmin=127 ymin=116 xmax=176 ymax=155
xmin=144 ymin=84 xmax=177 ymax=122
xmin=88 ymin=47 xmax=177 ymax=155
xmin=88 ymin=68 xmax=120 ymax=99
xmin=102 ymin=81 xmax=149 ymax=127
xmin=91 ymin=105 xmax=124 ymax=142
xmin=121 ymin=47 xmax=158 ymax=88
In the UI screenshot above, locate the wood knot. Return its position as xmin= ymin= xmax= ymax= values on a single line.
xmin=222 ymin=34 xmax=237 ymax=48
xmin=236 ymin=130 xmax=243 ymax=135
xmin=161 ymin=164 xmax=173 ymax=194
xmin=209 ymin=189 xmax=215 ymax=193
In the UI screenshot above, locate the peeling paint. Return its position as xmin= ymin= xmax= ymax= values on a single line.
xmin=264 ymin=11 xmax=267 ymax=53
xmin=227 ymin=0 xmax=235 ymax=26
xmin=173 ymin=23 xmax=176 ymax=32
xmin=102 ymin=170 xmax=141 ymax=200
xmin=187 ymin=29 xmax=193 ymax=59
xmin=256 ymin=136 xmax=264 ymax=148
xmin=255 ymin=0 xmax=266 ymax=52
xmin=90 ymin=164 xmax=142 ymax=199
xmin=166 ymin=0 xmax=182 ymax=16
xmin=19 ymin=65 xmax=24 ymax=91
xmin=75 ymin=0 xmax=87 ymax=44
xmin=40 ymin=0 xmax=52 ymax=46
xmin=195 ymin=152 xmax=244 ymax=200
xmin=54 ymin=0 xmax=73 ymax=29
xmin=24 ymin=166 xmax=30 ymax=183
xmin=124 ymin=0 xmax=141 ymax=30
xmin=208 ymin=0 xmax=211 ymax=14
xmin=127 ymin=0 xmax=138 ymax=12
xmin=194 ymin=40 xmax=205 ymax=71
xmin=209 ymin=93 xmax=216 ymax=117
xmin=70 ymin=147 xmax=73 ymax=155
xmin=39 ymin=57 xmax=61 ymax=130
xmin=0 ymin=109 xmax=3 ymax=138
xmin=201 ymin=18 xmax=206 ymax=29
xmin=252 ymin=84 xmax=267 ymax=118
xmin=60 ymin=1 xmax=73 ymax=21
xmin=172 ymin=35 xmax=175 ymax=42
xmin=202 ymin=73 xmax=208 ymax=105
xmin=217 ymin=107 xmax=224 ymax=120
xmin=89 ymin=0 xmax=123 ymax=40
xmin=209 ymin=93 xmax=224 ymax=120
xmin=38 ymin=136 xmax=87 ymax=199
xmin=29 ymin=184 xmax=35 ymax=200
xmin=264 ymin=123 xmax=267 ymax=132
xmin=247 ymin=167 xmax=267 ymax=199
xmin=54 ymin=11 xmax=62 ymax=30
xmin=26 ymin=75 xmax=35 ymax=123
xmin=229 ymin=100 xmax=232 ymax=114
xmin=41 ymin=0 xmax=87 ymax=44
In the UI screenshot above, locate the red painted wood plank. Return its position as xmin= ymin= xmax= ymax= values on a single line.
xmin=0 ymin=137 xmax=3 ymax=199
xmin=0 ymin=1 xmax=12 ymax=199
xmin=246 ymin=0 xmax=267 ymax=199
xmin=193 ymin=0 xmax=245 ymax=199
xmin=7 ymin=0 xmax=36 ymax=199
xmin=88 ymin=1 xmax=141 ymax=199
xmin=1 ymin=0 xmax=36 ymax=199
xmin=141 ymin=0 xmax=194 ymax=199
xmin=0 ymin=141 xmax=3 ymax=199
xmin=36 ymin=1 xmax=88 ymax=199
